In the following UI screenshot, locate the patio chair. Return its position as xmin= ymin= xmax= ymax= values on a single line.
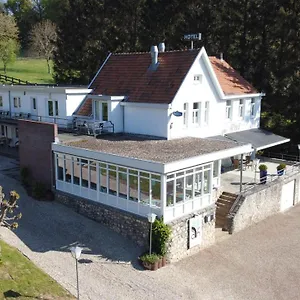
xmin=245 ymin=156 xmax=252 ymax=169
xmin=233 ymin=159 xmax=240 ymax=170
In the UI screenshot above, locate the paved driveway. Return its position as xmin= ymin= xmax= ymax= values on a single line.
xmin=0 ymin=156 xmax=300 ymax=300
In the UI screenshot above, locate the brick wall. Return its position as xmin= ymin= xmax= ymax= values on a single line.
xmin=18 ymin=120 xmax=57 ymax=189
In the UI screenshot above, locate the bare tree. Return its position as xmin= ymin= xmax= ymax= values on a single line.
xmin=29 ymin=19 xmax=57 ymax=74
xmin=0 ymin=186 xmax=22 ymax=230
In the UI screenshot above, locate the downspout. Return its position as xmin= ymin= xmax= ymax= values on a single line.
xmin=239 ymin=153 xmax=243 ymax=192
xmin=8 ymin=90 xmax=11 ymax=116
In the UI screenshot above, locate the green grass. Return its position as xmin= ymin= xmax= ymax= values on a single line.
xmin=0 ymin=58 xmax=55 ymax=84
xmin=0 ymin=240 xmax=74 ymax=300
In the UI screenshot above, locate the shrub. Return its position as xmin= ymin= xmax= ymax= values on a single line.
xmin=152 ymin=218 xmax=171 ymax=256
xmin=258 ymin=164 xmax=268 ymax=171
xmin=32 ymin=181 xmax=46 ymax=200
xmin=277 ymin=163 xmax=286 ymax=171
xmin=139 ymin=253 xmax=160 ymax=264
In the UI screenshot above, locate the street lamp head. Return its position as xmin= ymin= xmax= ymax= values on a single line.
xmin=147 ymin=212 xmax=157 ymax=223
xmin=70 ymin=246 xmax=83 ymax=260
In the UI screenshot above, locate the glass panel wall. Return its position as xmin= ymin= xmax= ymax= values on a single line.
xmin=166 ymin=163 xmax=212 ymax=207
xmin=54 ymin=153 xmax=162 ymax=209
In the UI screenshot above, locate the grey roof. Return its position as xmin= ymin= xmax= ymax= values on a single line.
xmin=60 ymin=133 xmax=242 ymax=164
xmin=224 ymin=128 xmax=290 ymax=151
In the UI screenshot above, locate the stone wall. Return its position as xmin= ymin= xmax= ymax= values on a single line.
xmin=230 ymin=170 xmax=300 ymax=233
xmin=56 ymin=190 xmax=216 ymax=262
xmin=167 ymin=204 xmax=215 ymax=262
xmin=19 ymin=120 xmax=57 ymax=189
xmin=55 ymin=191 xmax=149 ymax=247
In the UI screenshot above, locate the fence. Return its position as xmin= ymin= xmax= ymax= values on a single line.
xmin=241 ymin=162 xmax=300 ymax=193
xmin=262 ymin=151 xmax=299 ymax=162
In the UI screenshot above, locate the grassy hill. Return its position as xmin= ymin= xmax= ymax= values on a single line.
xmin=0 ymin=58 xmax=55 ymax=84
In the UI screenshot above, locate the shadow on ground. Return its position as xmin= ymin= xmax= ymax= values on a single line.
xmin=0 ymin=156 xmax=144 ymax=270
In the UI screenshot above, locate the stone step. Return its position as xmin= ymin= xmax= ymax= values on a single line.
xmin=222 ymin=191 xmax=238 ymax=198
xmin=217 ymin=199 xmax=233 ymax=207
xmin=219 ymin=194 xmax=237 ymax=202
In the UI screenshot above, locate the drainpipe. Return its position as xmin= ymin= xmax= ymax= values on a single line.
xmin=240 ymin=153 xmax=243 ymax=192
xmin=8 ymin=90 xmax=11 ymax=116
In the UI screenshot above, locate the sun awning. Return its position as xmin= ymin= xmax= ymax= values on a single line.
xmin=224 ymin=128 xmax=290 ymax=151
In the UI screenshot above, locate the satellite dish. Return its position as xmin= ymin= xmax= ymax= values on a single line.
xmin=173 ymin=111 xmax=183 ymax=117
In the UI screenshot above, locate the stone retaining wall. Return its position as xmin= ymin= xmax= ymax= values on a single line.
xmin=167 ymin=205 xmax=215 ymax=262
xmin=230 ymin=171 xmax=300 ymax=233
xmin=55 ymin=191 xmax=149 ymax=247
xmin=56 ymin=191 xmax=217 ymax=262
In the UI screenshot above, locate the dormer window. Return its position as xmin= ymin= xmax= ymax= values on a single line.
xmin=194 ymin=74 xmax=202 ymax=84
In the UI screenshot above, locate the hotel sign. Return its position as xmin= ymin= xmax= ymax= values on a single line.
xmin=184 ymin=33 xmax=202 ymax=41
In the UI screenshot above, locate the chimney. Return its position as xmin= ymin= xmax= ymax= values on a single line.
xmin=158 ymin=42 xmax=165 ymax=52
xmin=150 ymin=45 xmax=158 ymax=66
xmin=220 ymin=52 xmax=224 ymax=61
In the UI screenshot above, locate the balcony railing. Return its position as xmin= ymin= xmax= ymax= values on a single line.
xmin=0 ymin=110 xmax=114 ymax=136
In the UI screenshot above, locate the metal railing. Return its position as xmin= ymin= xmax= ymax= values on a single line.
xmin=261 ymin=151 xmax=299 ymax=162
xmin=241 ymin=162 xmax=300 ymax=193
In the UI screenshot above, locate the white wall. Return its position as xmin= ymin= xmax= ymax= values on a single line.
xmin=168 ymin=53 xmax=261 ymax=139
xmin=124 ymin=105 xmax=168 ymax=137
xmin=66 ymin=94 xmax=88 ymax=117
xmin=110 ymin=101 xmax=124 ymax=133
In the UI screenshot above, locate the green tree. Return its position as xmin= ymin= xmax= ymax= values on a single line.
xmin=0 ymin=13 xmax=19 ymax=73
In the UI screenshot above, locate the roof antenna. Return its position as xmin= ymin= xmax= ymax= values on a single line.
xmin=183 ymin=33 xmax=201 ymax=50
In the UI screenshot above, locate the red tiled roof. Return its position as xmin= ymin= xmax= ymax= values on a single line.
xmin=76 ymin=50 xmax=258 ymax=116
xmin=90 ymin=50 xmax=199 ymax=104
xmin=209 ymin=57 xmax=257 ymax=95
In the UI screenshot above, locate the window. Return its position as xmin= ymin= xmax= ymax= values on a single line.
xmin=1 ymin=125 xmax=4 ymax=136
xmin=99 ymin=163 xmax=107 ymax=193
xmin=194 ymin=74 xmax=202 ymax=83
xmin=102 ymin=102 xmax=108 ymax=121
xmin=226 ymin=100 xmax=232 ymax=119
xmin=108 ymin=165 xmax=117 ymax=195
xmin=48 ymin=100 xmax=59 ymax=116
xmin=183 ymin=103 xmax=188 ymax=126
xmin=204 ymin=101 xmax=209 ymax=124
xmin=0 ymin=96 xmax=3 ymax=107
xmin=15 ymin=128 xmax=18 ymax=138
xmin=13 ymin=97 xmax=21 ymax=108
xmin=239 ymin=99 xmax=244 ymax=118
xmin=250 ymin=98 xmax=255 ymax=117
xmin=32 ymin=98 xmax=36 ymax=110
xmin=192 ymin=102 xmax=200 ymax=125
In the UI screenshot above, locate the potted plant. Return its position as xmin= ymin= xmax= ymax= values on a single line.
xmin=139 ymin=253 xmax=160 ymax=271
xmin=259 ymin=164 xmax=268 ymax=184
xmin=277 ymin=163 xmax=286 ymax=176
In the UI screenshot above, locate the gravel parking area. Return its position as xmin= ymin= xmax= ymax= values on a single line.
xmin=0 ymin=155 xmax=300 ymax=300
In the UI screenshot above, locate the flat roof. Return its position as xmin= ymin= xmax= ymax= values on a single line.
xmin=58 ymin=133 xmax=244 ymax=164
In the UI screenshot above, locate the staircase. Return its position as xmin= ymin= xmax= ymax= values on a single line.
xmin=215 ymin=192 xmax=238 ymax=230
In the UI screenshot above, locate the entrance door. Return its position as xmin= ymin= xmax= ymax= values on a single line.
xmin=280 ymin=180 xmax=295 ymax=211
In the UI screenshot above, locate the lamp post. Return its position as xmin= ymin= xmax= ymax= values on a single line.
xmin=70 ymin=246 xmax=83 ymax=300
xmin=147 ymin=213 xmax=157 ymax=255
xmin=298 ymin=144 xmax=300 ymax=162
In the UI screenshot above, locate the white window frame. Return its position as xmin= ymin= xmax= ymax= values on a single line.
xmin=48 ymin=99 xmax=59 ymax=117
xmin=193 ymin=74 xmax=202 ymax=84
xmin=204 ymin=101 xmax=209 ymax=125
xmin=13 ymin=97 xmax=21 ymax=108
xmin=32 ymin=97 xmax=37 ymax=110
xmin=183 ymin=103 xmax=188 ymax=127
xmin=250 ymin=98 xmax=256 ymax=118
xmin=226 ymin=100 xmax=232 ymax=119
xmin=192 ymin=102 xmax=201 ymax=125
xmin=239 ymin=99 xmax=244 ymax=118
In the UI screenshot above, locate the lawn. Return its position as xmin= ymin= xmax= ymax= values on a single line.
xmin=0 ymin=240 xmax=74 ymax=300
xmin=0 ymin=58 xmax=55 ymax=84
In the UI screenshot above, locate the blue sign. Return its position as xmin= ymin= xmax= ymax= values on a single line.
xmin=173 ymin=111 xmax=183 ymax=117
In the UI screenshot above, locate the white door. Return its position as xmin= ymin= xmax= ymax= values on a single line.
xmin=280 ymin=180 xmax=295 ymax=211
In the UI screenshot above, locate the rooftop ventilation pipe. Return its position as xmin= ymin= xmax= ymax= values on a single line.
xmin=220 ymin=52 xmax=224 ymax=61
xmin=158 ymin=42 xmax=165 ymax=52
xmin=150 ymin=45 xmax=158 ymax=66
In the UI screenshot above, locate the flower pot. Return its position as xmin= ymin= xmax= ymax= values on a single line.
xmin=142 ymin=260 xmax=159 ymax=271
xmin=260 ymin=170 xmax=267 ymax=184
xmin=157 ymin=257 xmax=162 ymax=269
xmin=161 ymin=256 xmax=167 ymax=267
xmin=277 ymin=169 xmax=285 ymax=176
